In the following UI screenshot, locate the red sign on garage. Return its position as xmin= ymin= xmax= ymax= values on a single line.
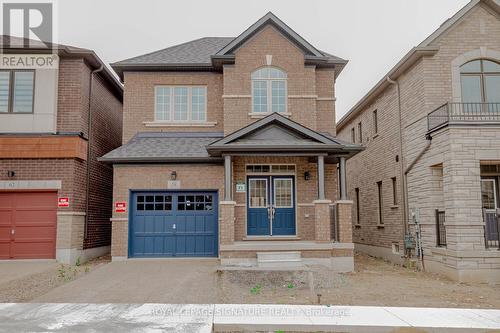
xmin=115 ymin=202 xmax=126 ymax=213
xmin=58 ymin=197 xmax=69 ymax=207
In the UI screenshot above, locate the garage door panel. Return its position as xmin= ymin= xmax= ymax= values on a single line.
xmin=130 ymin=191 xmax=217 ymax=258
xmin=0 ymin=210 xmax=12 ymax=224
xmin=11 ymin=241 xmax=54 ymax=259
xmin=0 ymin=242 xmax=10 ymax=259
xmin=0 ymin=194 xmax=14 ymax=208
xmin=13 ymin=210 xmax=56 ymax=224
xmin=0 ymin=192 xmax=56 ymax=260
xmin=163 ymin=236 xmax=175 ymax=255
xmin=15 ymin=193 xmax=57 ymax=208
xmin=15 ymin=225 xmax=55 ymax=239
xmin=0 ymin=226 xmax=11 ymax=239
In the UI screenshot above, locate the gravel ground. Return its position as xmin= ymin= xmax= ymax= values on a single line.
xmin=219 ymin=253 xmax=500 ymax=308
xmin=0 ymin=256 xmax=110 ymax=303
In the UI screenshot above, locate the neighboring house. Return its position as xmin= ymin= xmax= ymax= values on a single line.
xmin=337 ymin=0 xmax=500 ymax=282
xmin=101 ymin=12 xmax=362 ymax=270
xmin=0 ymin=36 xmax=123 ymax=264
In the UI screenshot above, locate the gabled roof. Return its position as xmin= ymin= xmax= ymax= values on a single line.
xmin=0 ymin=35 xmax=123 ymax=98
xmin=207 ymin=113 xmax=362 ymax=156
xmin=214 ymin=12 xmax=323 ymax=57
xmin=337 ymin=0 xmax=500 ymax=130
xmin=111 ymin=12 xmax=347 ymax=80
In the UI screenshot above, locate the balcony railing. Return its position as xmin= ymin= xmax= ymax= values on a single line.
xmin=427 ymin=102 xmax=500 ymax=132
xmin=435 ymin=209 xmax=446 ymax=247
xmin=484 ymin=209 xmax=500 ymax=249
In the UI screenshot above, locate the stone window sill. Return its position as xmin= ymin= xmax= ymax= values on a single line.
xmin=354 ymin=224 xmax=361 ymax=228
xmin=248 ymin=112 xmax=291 ymax=119
xmin=390 ymin=205 xmax=399 ymax=209
xmin=377 ymin=224 xmax=385 ymax=229
xmin=373 ymin=133 xmax=379 ymax=139
xmin=143 ymin=121 xmax=217 ymax=127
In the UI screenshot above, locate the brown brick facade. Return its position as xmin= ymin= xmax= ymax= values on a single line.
xmin=0 ymin=55 xmax=123 ymax=261
xmin=111 ymin=17 xmax=353 ymax=269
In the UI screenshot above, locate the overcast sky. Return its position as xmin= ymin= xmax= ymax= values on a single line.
xmin=57 ymin=0 xmax=469 ymax=120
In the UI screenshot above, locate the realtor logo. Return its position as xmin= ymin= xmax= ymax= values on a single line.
xmin=1 ymin=0 xmax=57 ymax=49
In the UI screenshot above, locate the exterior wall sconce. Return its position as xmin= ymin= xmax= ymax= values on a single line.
xmin=304 ymin=171 xmax=311 ymax=181
xmin=7 ymin=171 xmax=15 ymax=178
xmin=170 ymin=171 xmax=177 ymax=181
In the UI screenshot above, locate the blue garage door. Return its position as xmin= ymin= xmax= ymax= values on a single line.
xmin=130 ymin=191 xmax=218 ymax=257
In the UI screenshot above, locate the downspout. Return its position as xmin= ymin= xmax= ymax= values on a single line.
xmin=84 ymin=64 xmax=104 ymax=240
xmin=404 ymin=135 xmax=432 ymax=271
xmin=386 ymin=76 xmax=409 ymax=255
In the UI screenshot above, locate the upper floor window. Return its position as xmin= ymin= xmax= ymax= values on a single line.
xmin=0 ymin=70 xmax=35 ymax=113
xmin=351 ymin=127 xmax=355 ymax=143
xmin=373 ymin=109 xmax=378 ymax=135
xmin=358 ymin=122 xmax=363 ymax=143
xmin=251 ymin=67 xmax=287 ymax=113
xmin=460 ymin=59 xmax=500 ymax=104
xmin=155 ymin=86 xmax=206 ymax=122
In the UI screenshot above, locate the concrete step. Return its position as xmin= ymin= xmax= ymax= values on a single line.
xmin=257 ymin=251 xmax=302 ymax=268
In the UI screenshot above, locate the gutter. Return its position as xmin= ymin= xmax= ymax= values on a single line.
xmin=386 ymin=76 xmax=409 ymax=256
xmin=404 ymin=136 xmax=432 ymax=271
xmin=84 ymin=64 xmax=104 ymax=240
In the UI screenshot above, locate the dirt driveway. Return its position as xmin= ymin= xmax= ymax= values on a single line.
xmin=3 ymin=254 xmax=500 ymax=308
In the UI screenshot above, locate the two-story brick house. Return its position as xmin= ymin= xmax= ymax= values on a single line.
xmin=0 ymin=36 xmax=123 ymax=264
xmin=337 ymin=0 xmax=500 ymax=282
xmin=102 ymin=13 xmax=361 ymax=269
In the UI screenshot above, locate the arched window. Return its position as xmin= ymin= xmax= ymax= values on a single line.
xmin=251 ymin=67 xmax=287 ymax=113
xmin=460 ymin=59 xmax=500 ymax=104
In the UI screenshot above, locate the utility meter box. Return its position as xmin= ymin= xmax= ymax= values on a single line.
xmin=404 ymin=234 xmax=415 ymax=249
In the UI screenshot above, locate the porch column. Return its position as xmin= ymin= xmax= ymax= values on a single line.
xmin=339 ymin=156 xmax=347 ymax=200
xmin=314 ymin=155 xmax=331 ymax=242
xmin=221 ymin=155 xmax=235 ymax=246
xmin=317 ymin=155 xmax=325 ymax=200
xmin=224 ymin=155 xmax=232 ymax=201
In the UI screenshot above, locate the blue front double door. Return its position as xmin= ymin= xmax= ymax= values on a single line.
xmin=247 ymin=176 xmax=296 ymax=236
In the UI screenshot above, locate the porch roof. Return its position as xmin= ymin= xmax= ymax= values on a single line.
xmin=206 ymin=113 xmax=362 ymax=158
xmin=98 ymin=132 xmax=224 ymax=164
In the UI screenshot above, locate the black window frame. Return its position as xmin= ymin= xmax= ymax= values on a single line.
xmin=391 ymin=177 xmax=397 ymax=205
xmin=373 ymin=109 xmax=378 ymax=135
xmin=377 ymin=181 xmax=383 ymax=225
xmin=0 ymin=69 xmax=36 ymax=114
xmin=358 ymin=122 xmax=363 ymax=143
xmin=351 ymin=127 xmax=355 ymax=143
xmin=355 ymin=187 xmax=360 ymax=225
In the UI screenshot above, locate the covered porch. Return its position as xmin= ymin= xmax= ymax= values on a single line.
xmin=206 ymin=113 xmax=362 ymax=270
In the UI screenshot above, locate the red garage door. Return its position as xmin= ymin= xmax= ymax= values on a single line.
xmin=0 ymin=192 xmax=57 ymax=259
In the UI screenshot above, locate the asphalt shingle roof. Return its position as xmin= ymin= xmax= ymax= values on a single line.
xmin=113 ymin=37 xmax=234 ymax=66
xmin=99 ymin=132 xmax=224 ymax=163
xmin=112 ymin=38 xmax=345 ymax=67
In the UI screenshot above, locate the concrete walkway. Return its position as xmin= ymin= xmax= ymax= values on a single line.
xmin=33 ymin=259 xmax=220 ymax=303
xmin=0 ymin=303 xmax=499 ymax=332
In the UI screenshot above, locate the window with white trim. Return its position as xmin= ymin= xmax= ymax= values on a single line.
xmin=154 ymin=86 xmax=206 ymax=122
xmin=251 ymin=67 xmax=287 ymax=113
